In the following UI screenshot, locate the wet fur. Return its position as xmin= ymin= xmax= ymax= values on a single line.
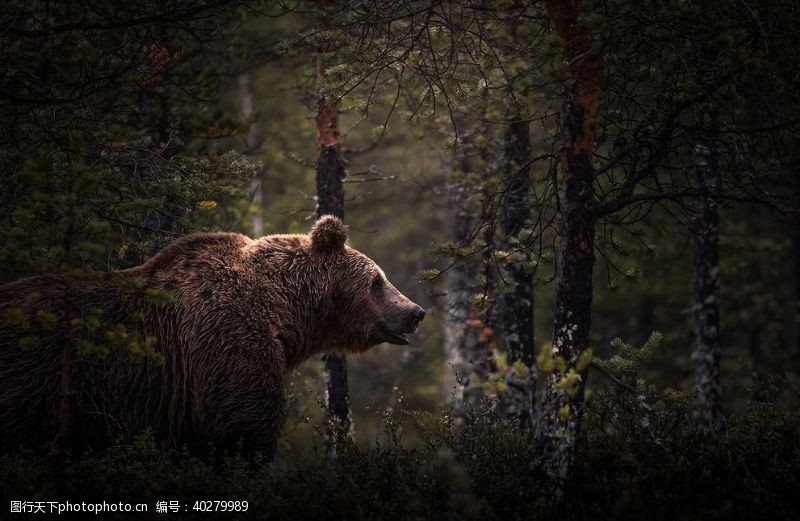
xmin=0 ymin=218 xmax=415 ymax=457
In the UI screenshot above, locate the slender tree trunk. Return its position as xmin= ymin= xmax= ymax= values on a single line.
xmin=690 ymin=114 xmax=723 ymax=430
xmin=794 ymin=154 xmax=800 ymax=368
xmin=747 ymin=325 xmax=768 ymax=402
xmin=314 ymin=8 xmax=352 ymax=442
xmin=443 ymin=175 xmax=474 ymax=407
xmin=492 ymin=108 xmax=536 ymax=427
xmin=442 ymin=130 xmax=495 ymax=417
xmin=795 ymin=217 xmax=800 ymax=367
xmin=532 ymin=0 xmax=601 ymax=498
xmin=238 ymin=72 xmax=264 ymax=237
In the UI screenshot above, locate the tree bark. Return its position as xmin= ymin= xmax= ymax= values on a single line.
xmin=532 ymin=0 xmax=600 ymax=498
xmin=314 ymin=16 xmax=352 ymax=442
xmin=238 ymin=72 xmax=264 ymax=237
xmin=498 ymin=113 xmax=535 ymax=367
xmin=491 ymin=109 xmax=536 ymax=427
xmin=690 ymin=114 xmax=723 ymax=430
xmin=442 ymin=176 xmax=474 ymax=408
xmin=747 ymin=324 xmax=768 ymax=402
xmin=442 ymin=131 xmax=495 ymax=418
xmin=794 ymin=153 xmax=800 ymax=368
xmin=796 ymin=216 xmax=800 ymax=368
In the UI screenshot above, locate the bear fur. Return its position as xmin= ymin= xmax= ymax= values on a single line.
xmin=0 ymin=216 xmax=423 ymax=457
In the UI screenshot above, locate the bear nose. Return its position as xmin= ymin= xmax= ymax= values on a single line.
xmin=412 ymin=306 xmax=426 ymax=327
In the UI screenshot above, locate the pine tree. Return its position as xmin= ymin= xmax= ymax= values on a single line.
xmin=314 ymin=0 xmax=353 ymax=445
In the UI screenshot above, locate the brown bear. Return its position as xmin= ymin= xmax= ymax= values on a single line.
xmin=0 ymin=215 xmax=424 ymax=457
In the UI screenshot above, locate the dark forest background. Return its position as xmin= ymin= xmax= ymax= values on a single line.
xmin=1 ymin=1 xmax=799 ymax=519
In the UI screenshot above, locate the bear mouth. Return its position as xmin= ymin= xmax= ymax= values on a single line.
xmin=381 ymin=326 xmax=410 ymax=346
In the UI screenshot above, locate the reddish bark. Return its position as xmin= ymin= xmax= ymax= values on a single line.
xmin=315 ymin=0 xmax=351 ymax=442
xmin=531 ymin=0 xmax=601 ymax=497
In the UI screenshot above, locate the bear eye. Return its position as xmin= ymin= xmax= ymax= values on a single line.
xmin=371 ymin=275 xmax=383 ymax=292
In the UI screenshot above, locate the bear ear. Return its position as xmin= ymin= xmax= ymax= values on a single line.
xmin=310 ymin=215 xmax=348 ymax=254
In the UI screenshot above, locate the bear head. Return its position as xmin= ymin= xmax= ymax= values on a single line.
xmin=309 ymin=215 xmax=425 ymax=352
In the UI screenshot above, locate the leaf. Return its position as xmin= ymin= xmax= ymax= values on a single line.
xmin=576 ymin=348 xmax=594 ymax=372
xmin=145 ymin=288 xmax=175 ymax=306
xmin=557 ymin=370 xmax=582 ymax=397
xmin=493 ymin=350 xmax=508 ymax=372
xmin=35 ymin=310 xmax=58 ymax=330
xmin=196 ymin=200 xmax=218 ymax=210
xmin=418 ymin=268 xmax=442 ymax=281
xmin=512 ymin=360 xmax=529 ymax=378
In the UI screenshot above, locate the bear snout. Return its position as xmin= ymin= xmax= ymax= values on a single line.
xmin=410 ymin=305 xmax=425 ymax=331
xmin=380 ymin=304 xmax=425 ymax=346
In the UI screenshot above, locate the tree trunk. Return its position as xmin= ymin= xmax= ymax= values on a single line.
xmin=442 ymin=178 xmax=473 ymax=408
xmin=747 ymin=325 xmax=769 ymax=402
xmin=238 ymin=72 xmax=264 ymax=237
xmin=796 ymin=217 xmax=800 ymax=368
xmin=531 ymin=153 xmax=596 ymax=496
xmin=794 ymin=154 xmax=800 ymax=368
xmin=491 ymin=109 xmax=536 ymax=427
xmin=442 ymin=131 xmax=495 ymax=418
xmin=690 ymin=115 xmax=723 ymax=430
xmin=532 ymin=0 xmax=600 ymax=498
xmin=314 ymin=21 xmax=352 ymax=442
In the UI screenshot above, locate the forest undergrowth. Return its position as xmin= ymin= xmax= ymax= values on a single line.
xmin=3 ymin=354 xmax=798 ymax=521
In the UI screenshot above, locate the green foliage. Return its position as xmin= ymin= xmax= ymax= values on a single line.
xmin=144 ymin=288 xmax=176 ymax=307
xmin=418 ymin=268 xmax=442 ymax=281
xmin=0 ymin=1 xmax=260 ymax=371
xmin=537 ymin=342 xmax=567 ymax=374
xmin=606 ymin=332 xmax=663 ymax=373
